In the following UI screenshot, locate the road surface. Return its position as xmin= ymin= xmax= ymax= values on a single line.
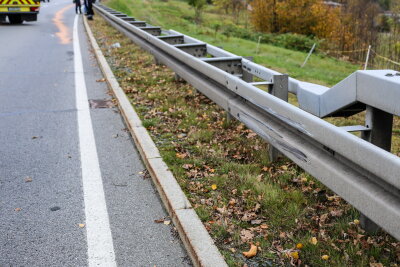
xmin=0 ymin=1 xmax=190 ymax=266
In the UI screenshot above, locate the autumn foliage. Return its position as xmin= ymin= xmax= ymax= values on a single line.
xmin=250 ymin=0 xmax=381 ymax=58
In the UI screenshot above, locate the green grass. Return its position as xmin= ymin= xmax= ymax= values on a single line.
xmin=105 ymin=0 xmax=359 ymax=86
xmin=89 ymin=16 xmax=400 ymax=266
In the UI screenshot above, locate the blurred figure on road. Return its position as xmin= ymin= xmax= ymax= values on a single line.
xmin=84 ymin=0 xmax=94 ymax=20
xmin=74 ymin=0 xmax=82 ymax=14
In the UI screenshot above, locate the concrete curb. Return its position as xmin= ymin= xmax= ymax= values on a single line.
xmin=83 ymin=16 xmax=228 ymax=267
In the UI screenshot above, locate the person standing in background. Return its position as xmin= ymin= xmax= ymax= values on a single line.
xmin=74 ymin=0 xmax=82 ymax=14
xmin=84 ymin=0 xmax=94 ymax=20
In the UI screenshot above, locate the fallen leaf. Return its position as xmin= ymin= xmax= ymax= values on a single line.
xmin=216 ymin=206 xmax=227 ymax=215
xmin=321 ymin=254 xmax=329 ymax=260
xmin=241 ymin=212 xmax=257 ymax=222
xmin=243 ymin=243 xmax=257 ymax=258
xmin=240 ymin=229 xmax=254 ymax=243
xmin=177 ymin=133 xmax=186 ymax=139
xmin=211 ymin=184 xmax=217 ymax=190
xmin=246 ymin=132 xmax=257 ymax=139
xmin=353 ymin=219 xmax=360 ymax=225
xmin=182 ymin=164 xmax=193 ymax=169
xmin=176 ymin=152 xmax=187 ymax=159
xmin=370 ymin=263 xmax=384 ymax=267
xmin=15 ymin=208 xmax=21 ymax=212
xmin=290 ymin=251 xmax=299 ymax=260
xmin=25 ymin=176 xmax=33 ymax=183
xmin=251 ymin=219 xmax=262 ymax=225
xmin=163 ymin=220 xmax=171 ymax=225
xmin=78 ymin=224 xmax=85 ymax=228
xmin=330 ymin=209 xmax=343 ymax=217
xmin=296 ymin=243 xmax=303 ymax=249
xmin=310 ymin=237 xmax=318 ymax=245
xmin=96 ymin=78 xmax=106 ymax=82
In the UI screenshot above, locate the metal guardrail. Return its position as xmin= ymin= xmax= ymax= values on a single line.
xmin=93 ymin=4 xmax=400 ymax=240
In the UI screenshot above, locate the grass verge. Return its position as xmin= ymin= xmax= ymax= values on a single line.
xmin=88 ymin=15 xmax=400 ymax=266
xmin=104 ymin=0 xmax=360 ymax=87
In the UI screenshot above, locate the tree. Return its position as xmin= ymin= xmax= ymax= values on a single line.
xmin=187 ymin=0 xmax=207 ymax=23
xmin=214 ymin=0 xmax=247 ymax=23
xmin=249 ymin=0 xmax=276 ymax=32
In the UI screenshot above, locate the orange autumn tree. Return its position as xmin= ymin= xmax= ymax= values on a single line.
xmin=309 ymin=1 xmax=354 ymax=50
xmin=249 ymin=0 xmax=359 ymax=52
xmin=276 ymin=0 xmax=321 ymax=35
xmin=250 ymin=0 xmax=346 ymax=36
xmin=250 ymin=0 xmax=277 ymax=32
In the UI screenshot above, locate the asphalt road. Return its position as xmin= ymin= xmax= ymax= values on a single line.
xmin=0 ymin=1 xmax=190 ymax=266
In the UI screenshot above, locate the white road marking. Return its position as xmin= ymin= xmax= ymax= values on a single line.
xmin=73 ymin=15 xmax=117 ymax=267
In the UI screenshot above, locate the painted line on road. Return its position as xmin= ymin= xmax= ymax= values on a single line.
xmin=73 ymin=15 xmax=117 ymax=267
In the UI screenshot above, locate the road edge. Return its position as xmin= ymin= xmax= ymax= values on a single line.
xmin=82 ymin=16 xmax=228 ymax=267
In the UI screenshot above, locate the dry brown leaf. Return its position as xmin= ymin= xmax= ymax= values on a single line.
xmin=78 ymin=224 xmax=85 ymax=228
xmin=216 ymin=206 xmax=227 ymax=215
xmin=182 ymin=164 xmax=193 ymax=169
xmin=96 ymin=78 xmax=106 ymax=82
xmin=330 ymin=209 xmax=343 ymax=217
xmin=25 ymin=176 xmax=32 ymax=183
xmin=246 ymin=132 xmax=257 ymax=139
xmin=241 ymin=212 xmax=257 ymax=222
xmin=240 ymin=229 xmax=254 ymax=243
xmin=243 ymin=243 xmax=258 ymax=258
xmin=176 ymin=152 xmax=187 ymax=159
xmin=15 ymin=208 xmax=21 ymax=212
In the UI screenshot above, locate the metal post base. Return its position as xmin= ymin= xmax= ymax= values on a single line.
xmin=360 ymin=213 xmax=380 ymax=233
xmin=268 ymin=74 xmax=289 ymax=162
xmin=360 ymin=106 xmax=393 ymax=233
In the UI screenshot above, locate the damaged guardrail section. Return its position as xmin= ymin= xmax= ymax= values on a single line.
xmin=93 ymin=4 xmax=400 ymax=240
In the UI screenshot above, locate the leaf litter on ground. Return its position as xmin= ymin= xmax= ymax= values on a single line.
xmin=89 ymin=14 xmax=400 ymax=267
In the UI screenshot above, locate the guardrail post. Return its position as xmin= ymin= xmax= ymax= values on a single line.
xmin=242 ymin=56 xmax=254 ymax=83
xmin=360 ymin=105 xmax=394 ymax=232
xmin=227 ymin=56 xmax=253 ymax=124
xmin=268 ymin=74 xmax=289 ymax=161
xmin=174 ymin=73 xmax=184 ymax=82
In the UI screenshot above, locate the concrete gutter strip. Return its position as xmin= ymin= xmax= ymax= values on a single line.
xmin=83 ymin=17 xmax=228 ymax=267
